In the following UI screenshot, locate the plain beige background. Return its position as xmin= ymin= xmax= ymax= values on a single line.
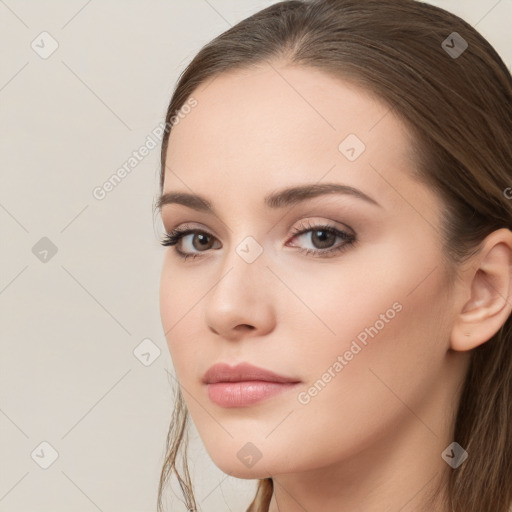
xmin=1 ymin=1 xmax=510 ymax=511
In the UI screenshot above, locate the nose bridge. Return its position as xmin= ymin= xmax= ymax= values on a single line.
xmin=213 ymin=235 xmax=267 ymax=305
xmin=204 ymin=234 xmax=274 ymax=335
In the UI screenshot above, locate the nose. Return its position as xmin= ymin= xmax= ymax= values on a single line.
xmin=204 ymin=245 xmax=276 ymax=341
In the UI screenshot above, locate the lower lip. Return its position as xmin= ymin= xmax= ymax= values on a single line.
xmin=206 ymin=381 xmax=299 ymax=407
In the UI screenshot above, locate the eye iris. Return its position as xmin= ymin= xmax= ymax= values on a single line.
xmin=193 ymin=233 xmax=214 ymax=250
xmin=312 ymin=230 xmax=335 ymax=249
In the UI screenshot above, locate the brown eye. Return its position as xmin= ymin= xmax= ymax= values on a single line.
xmin=288 ymin=222 xmax=356 ymax=258
xmin=190 ymin=232 xmax=216 ymax=251
xmin=309 ymin=229 xmax=337 ymax=249
xmin=160 ymin=228 xmax=221 ymax=258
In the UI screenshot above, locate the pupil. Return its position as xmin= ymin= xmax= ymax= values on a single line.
xmin=314 ymin=230 xmax=334 ymax=248
xmin=196 ymin=233 xmax=210 ymax=248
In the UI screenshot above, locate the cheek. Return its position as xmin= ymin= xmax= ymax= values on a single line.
xmin=159 ymin=262 xmax=174 ymax=338
xmin=287 ymin=257 xmax=451 ymax=457
xmin=159 ymin=255 xmax=202 ymax=330
xmin=288 ymin=245 xmax=445 ymax=391
xmin=159 ymin=261 xmax=196 ymax=367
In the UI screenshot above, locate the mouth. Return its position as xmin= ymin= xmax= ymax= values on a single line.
xmin=205 ymin=381 xmax=300 ymax=408
xmin=202 ymin=362 xmax=301 ymax=408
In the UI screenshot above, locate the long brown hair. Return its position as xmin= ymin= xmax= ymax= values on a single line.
xmin=155 ymin=1 xmax=512 ymax=510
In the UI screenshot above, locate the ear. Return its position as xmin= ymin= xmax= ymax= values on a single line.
xmin=451 ymin=228 xmax=512 ymax=351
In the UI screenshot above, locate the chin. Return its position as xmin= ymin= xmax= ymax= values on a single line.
xmin=207 ymin=451 xmax=276 ymax=479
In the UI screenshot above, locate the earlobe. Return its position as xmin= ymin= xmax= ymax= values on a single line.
xmin=451 ymin=228 xmax=512 ymax=352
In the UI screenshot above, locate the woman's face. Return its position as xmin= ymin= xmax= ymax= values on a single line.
xmin=159 ymin=63 xmax=460 ymax=479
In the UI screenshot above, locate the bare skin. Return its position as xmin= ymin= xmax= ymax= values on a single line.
xmin=158 ymin=62 xmax=512 ymax=512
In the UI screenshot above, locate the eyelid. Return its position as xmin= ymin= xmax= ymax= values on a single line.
xmin=163 ymin=218 xmax=353 ymax=239
xmin=289 ymin=217 xmax=355 ymax=237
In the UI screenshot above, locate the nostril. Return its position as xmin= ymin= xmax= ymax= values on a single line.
xmin=235 ymin=324 xmax=255 ymax=331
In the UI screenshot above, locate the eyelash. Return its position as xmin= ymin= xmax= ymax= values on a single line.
xmin=160 ymin=220 xmax=356 ymax=261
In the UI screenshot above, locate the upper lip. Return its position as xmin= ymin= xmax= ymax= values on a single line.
xmin=202 ymin=362 xmax=300 ymax=384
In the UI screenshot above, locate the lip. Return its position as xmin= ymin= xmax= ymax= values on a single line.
xmin=202 ymin=362 xmax=301 ymax=408
xmin=202 ymin=362 xmax=300 ymax=384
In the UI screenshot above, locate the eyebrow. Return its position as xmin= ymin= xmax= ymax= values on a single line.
xmin=155 ymin=182 xmax=382 ymax=213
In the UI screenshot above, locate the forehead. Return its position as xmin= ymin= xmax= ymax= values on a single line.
xmin=163 ymin=63 xmax=422 ymax=212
